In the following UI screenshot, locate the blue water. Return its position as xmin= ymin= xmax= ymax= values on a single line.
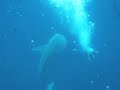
xmin=0 ymin=0 xmax=120 ymax=90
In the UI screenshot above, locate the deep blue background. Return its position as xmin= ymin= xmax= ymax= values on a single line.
xmin=0 ymin=0 xmax=120 ymax=90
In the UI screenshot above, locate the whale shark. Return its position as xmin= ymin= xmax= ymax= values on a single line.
xmin=32 ymin=34 xmax=67 ymax=72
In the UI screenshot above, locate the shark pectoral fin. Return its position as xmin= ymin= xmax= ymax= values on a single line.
xmin=32 ymin=44 xmax=47 ymax=53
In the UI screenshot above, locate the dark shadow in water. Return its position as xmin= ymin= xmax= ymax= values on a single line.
xmin=113 ymin=0 xmax=120 ymax=16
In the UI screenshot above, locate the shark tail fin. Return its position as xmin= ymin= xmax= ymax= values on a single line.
xmin=46 ymin=81 xmax=55 ymax=90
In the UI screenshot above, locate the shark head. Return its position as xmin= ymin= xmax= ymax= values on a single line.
xmin=48 ymin=34 xmax=67 ymax=53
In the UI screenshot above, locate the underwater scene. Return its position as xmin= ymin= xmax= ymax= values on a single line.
xmin=0 ymin=0 xmax=120 ymax=90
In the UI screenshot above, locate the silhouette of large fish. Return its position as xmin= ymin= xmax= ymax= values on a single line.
xmin=32 ymin=34 xmax=67 ymax=72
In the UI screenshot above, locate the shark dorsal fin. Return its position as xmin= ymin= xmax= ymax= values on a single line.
xmin=32 ymin=45 xmax=47 ymax=53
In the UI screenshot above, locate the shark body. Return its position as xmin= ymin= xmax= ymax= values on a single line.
xmin=32 ymin=34 xmax=67 ymax=72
